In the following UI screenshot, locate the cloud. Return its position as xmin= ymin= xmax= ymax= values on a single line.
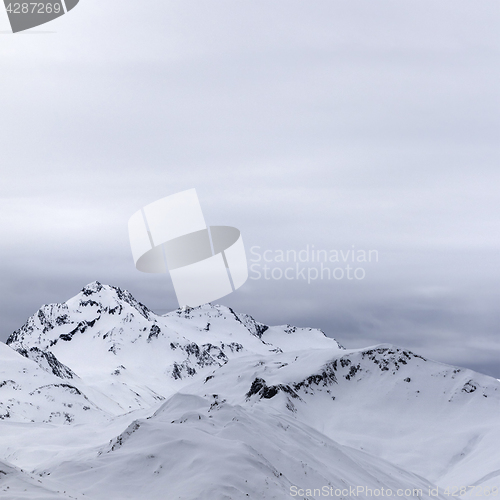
xmin=0 ymin=0 xmax=498 ymax=377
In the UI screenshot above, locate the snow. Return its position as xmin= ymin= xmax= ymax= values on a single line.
xmin=46 ymin=395 xmax=447 ymax=500
xmin=0 ymin=281 xmax=499 ymax=499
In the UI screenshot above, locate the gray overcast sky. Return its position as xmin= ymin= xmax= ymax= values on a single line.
xmin=1 ymin=1 xmax=499 ymax=376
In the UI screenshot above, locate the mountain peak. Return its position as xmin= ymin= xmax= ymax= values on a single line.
xmin=7 ymin=282 xmax=156 ymax=357
xmin=72 ymin=281 xmax=154 ymax=319
xmin=81 ymin=280 xmax=105 ymax=295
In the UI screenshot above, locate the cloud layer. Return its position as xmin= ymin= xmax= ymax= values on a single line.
xmin=1 ymin=0 xmax=498 ymax=376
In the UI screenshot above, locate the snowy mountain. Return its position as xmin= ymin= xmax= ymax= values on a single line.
xmin=0 ymin=341 xmax=109 ymax=425
xmin=1 ymin=282 xmax=499 ymax=499
xmin=0 ymin=458 xmax=75 ymax=500
xmin=7 ymin=282 xmax=340 ymax=414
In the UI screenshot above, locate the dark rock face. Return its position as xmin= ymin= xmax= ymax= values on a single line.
xmin=147 ymin=325 xmax=161 ymax=342
xmin=15 ymin=347 xmax=75 ymax=379
xmin=246 ymin=378 xmax=301 ymax=401
xmin=172 ymin=362 xmax=197 ymax=380
xmin=228 ymin=308 xmax=269 ymax=339
xmin=462 ymin=381 xmax=477 ymax=393
xmin=170 ymin=342 xmax=238 ymax=380
xmin=293 ymin=365 xmax=338 ymax=390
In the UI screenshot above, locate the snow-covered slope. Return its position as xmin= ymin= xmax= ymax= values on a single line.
xmin=0 ymin=458 xmax=77 ymax=500
xmin=1 ymin=282 xmax=499 ymax=499
xmin=45 ymin=394 xmax=446 ymax=500
xmin=0 ymin=342 xmax=109 ymax=424
xmin=182 ymin=345 xmax=500 ymax=490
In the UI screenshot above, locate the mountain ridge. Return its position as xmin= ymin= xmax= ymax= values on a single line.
xmin=1 ymin=282 xmax=499 ymax=499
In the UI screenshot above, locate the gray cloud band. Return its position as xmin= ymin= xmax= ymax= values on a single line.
xmin=128 ymin=189 xmax=248 ymax=308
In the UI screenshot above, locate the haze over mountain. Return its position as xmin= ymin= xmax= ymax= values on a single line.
xmin=1 ymin=282 xmax=498 ymax=499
